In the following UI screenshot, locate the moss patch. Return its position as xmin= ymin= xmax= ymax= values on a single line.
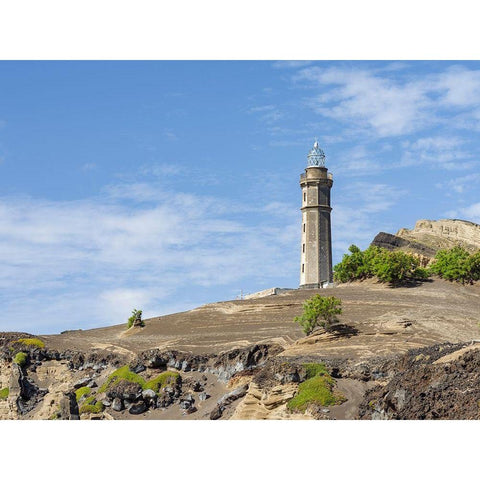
xmin=0 ymin=387 xmax=9 ymax=400
xmin=144 ymin=371 xmax=180 ymax=393
xmin=15 ymin=338 xmax=45 ymax=349
xmin=79 ymin=396 xmax=104 ymax=414
xmin=98 ymin=365 xmax=146 ymax=393
xmin=75 ymin=386 xmax=92 ymax=402
xmin=287 ymin=363 xmax=345 ymax=413
xmin=13 ymin=352 xmax=27 ymax=366
xmin=304 ymin=363 xmax=329 ymax=379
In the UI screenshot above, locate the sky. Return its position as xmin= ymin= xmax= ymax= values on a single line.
xmin=1 ymin=60 xmax=480 ymax=334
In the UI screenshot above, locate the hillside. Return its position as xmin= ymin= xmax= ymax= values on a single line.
xmin=1 ymin=277 xmax=480 ymax=420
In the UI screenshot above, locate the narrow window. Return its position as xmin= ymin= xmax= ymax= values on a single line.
xmin=303 ymin=223 xmax=306 ymax=232
xmin=302 ymin=264 xmax=304 ymax=273
xmin=303 ymin=192 xmax=306 ymax=202
xmin=302 ymin=243 xmax=305 ymax=253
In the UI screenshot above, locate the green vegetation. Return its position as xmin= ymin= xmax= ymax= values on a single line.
xmin=99 ymin=365 xmax=146 ymax=393
xmin=15 ymin=338 xmax=45 ymax=349
xmin=0 ymin=387 xmax=9 ymax=400
xmin=429 ymin=246 xmax=480 ymax=284
xmin=13 ymin=352 xmax=27 ymax=366
xmin=304 ymin=363 xmax=329 ymax=379
xmin=79 ymin=396 xmax=104 ymax=414
xmin=49 ymin=411 xmax=61 ymax=420
xmin=144 ymin=371 xmax=180 ymax=393
xmin=127 ymin=309 xmax=144 ymax=329
xmin=287 ymin=363 xmax=345 ymax=413
xmin=75 ymin=386 xmax=91 ymax=402
xmin=334 ymin=244 xmax=430 ymax=285
xmin=294 ymin=295 xmax=342 ymax=336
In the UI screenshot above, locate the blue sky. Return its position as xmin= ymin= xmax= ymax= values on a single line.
xmin=1 ymin=60 xmax=480 ymax=334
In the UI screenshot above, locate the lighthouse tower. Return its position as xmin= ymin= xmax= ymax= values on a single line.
xmin=299 ymin=140 xmax=333 ymax=288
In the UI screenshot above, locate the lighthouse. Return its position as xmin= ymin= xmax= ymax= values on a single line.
xmin=299 ymin=140 xmax=333 ymax=288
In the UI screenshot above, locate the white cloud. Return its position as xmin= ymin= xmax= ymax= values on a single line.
xmin=436 ymin=173 xmax=480 ymax=194
xmin=0 ymin=183 xmax=299 ymax=333
xmin=445 ymin=202 xmax=480 ymax=223
xmin=401 ymin=136 xmax=476 ymax=170
xmin=294 ymin=64 xmax=480 ymax=138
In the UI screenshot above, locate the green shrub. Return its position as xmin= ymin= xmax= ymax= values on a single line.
xmin=75 ymin=386 xmax=92 ymax=402
xmin=144 ymin=371 xmax=180 ymax=393
xmin=127 ymin=309 xmax=144 ymax=329
xmin=13 ymin=352 xmax=27 ymax=366
xmin=0 ymin=387 xmax=9 ymax=400
xmin=429 ymin=246 xmax=480 ymax=284
xmin=98 ymin=365 xmax=146 ymax=393
xmin=15 ymin=338 xmax=45 ymax=349
xmin=294 ymin=295 xmax=342 ymax=336
xmin=334 ymin=244 xmax=430 ymax=285
xmin=304 ymin=363 xmax=329 ymax=379
xmin=79 ymin=396 xmax=104 ymax=414
xmin=287 ymin=372 xmax=345 ymax=412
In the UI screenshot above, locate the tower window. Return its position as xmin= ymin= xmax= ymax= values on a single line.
xmin=302 ymin=264 xmax=304 ymax=273
xmin=303 ymin=192 xmax=306 ymax=202
xmin=303 ymin=223 xmax=306 ymax=232
xmin=302 ymin=243 xmax=305 ymax=253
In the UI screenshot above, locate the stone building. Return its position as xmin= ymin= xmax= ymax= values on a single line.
xmin=299 ymin=141 xmax=333 ymax=288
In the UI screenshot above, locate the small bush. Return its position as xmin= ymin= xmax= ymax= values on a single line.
xmin=287 ymin=375 xmax=345 ymax=412
xmin=13 ymin=352 xmax=27 ymax=366
xmin=304 ymin=363 xmax=329 ymax=379
xmin=144 ymin=371 xmax=180 ymax=393
xmin=99 ymin=365 xmax=146 ymax=393
xmin=294 ymin=295 xmax=342 ymax=336
xmin=79 ymin=396 xmax=104 ymax=414
xmin=15 ymin=338 xmax=45 ymax=349
xmin=0 ymin=387 xmax=9 ymax=400
xmin=75 ymin=386 xmax=92 ymax=402
xmin=127 ymin=309 xmax=144 ymax=329
xmin=287 ymin=363 xmax=345 ymax=413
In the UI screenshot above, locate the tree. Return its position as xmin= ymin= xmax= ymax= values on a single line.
xmin=430 ymin=247 xmax=480 ymax=284
xmin=294 ymin=295 xmax=342 ymax=336
xmin=127 ymin=309 xmax=144 ymax=329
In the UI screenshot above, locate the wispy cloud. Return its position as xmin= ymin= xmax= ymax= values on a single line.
xmin=401 ymin=136 xmax=477 ymax=170
xmin=293 ymin=64 xmax=480 ymax=138
xmin=445 ymin=202 xmax=480 ymax=223
xmin=248 ymin=104 xmax=283 ymax=124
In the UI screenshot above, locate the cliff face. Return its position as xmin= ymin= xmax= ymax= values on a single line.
xmin=371 ymin=219 xmax=480 ymax=262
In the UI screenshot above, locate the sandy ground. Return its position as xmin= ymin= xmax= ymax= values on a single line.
xmin=40 ymin=279 xmax=480 ymax=362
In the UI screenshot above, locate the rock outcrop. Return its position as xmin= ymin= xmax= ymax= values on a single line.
xmin=371 ymin=219 xmax=480 ymax=262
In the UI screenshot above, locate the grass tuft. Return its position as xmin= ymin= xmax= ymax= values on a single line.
xmin=0 ymin=387 xmax=9 ymax=400
xmin=98 ymin=365 xmax=146 ymax=393
xmin=287 ymin=363 xmax=345 ymax=413
xmin=79 ymin=396 xmax=104 ymax=414
xmin=75 ymin=386 xmax=92 ymax=402
xmin=15 ymin=338 xmax=45 ymax=349
xmin=13 ymin=352 xmax=27 ymax=366
xmin=304 ymin=363 xmax=329 ymax=379
xmin=144 ymin=371 xmax=180 ymax=393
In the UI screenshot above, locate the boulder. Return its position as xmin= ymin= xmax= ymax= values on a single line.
xmin=112 ymin=398 xmax=124 ymax=411
xmin=129 ymin=401 xmax=148 ymax=415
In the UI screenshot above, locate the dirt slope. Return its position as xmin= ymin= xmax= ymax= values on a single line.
xmin=42 ymin=278 xmax=480 ymax=360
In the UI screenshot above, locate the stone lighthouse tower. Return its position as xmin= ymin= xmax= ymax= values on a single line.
xmin=299 ymin=140 xmax=333 ymax=288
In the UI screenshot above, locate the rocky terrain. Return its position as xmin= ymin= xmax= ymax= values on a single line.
xmin=1 ymin=274 xmax=480 ymax=420
xmin=371 ymin=219 xmax=480 ymax=263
